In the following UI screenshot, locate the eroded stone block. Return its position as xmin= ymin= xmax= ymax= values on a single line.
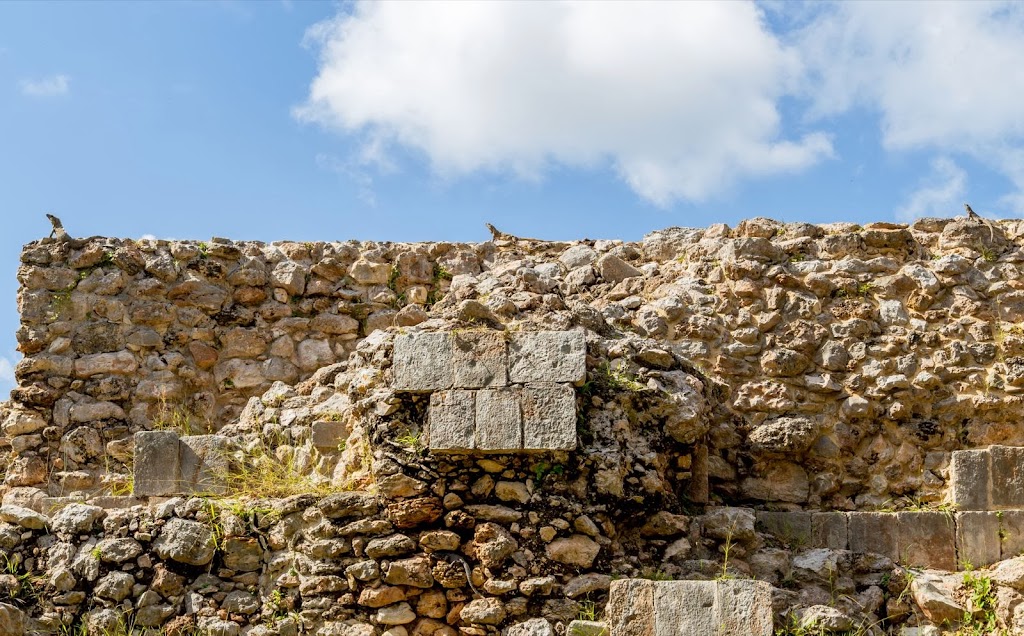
xmin=896 ymin=511 xmax=955 ymax=570
xmin=716 ymin=579 xmax=773 ymax=636
xmin=848 ymin=512 xmax=899 ymax=561
xmin=521 ymin=384 xmax=576 ymax=451
xmin=428 ymin=390 xmax=476 ymax=452
xmin=1000 ymin=510 xmax=1024 ymax=559
xmin=606 ymin=579 xmax=654 ymax=636
xmin=311 ymin=420 xmax=348 ymax=450
xmin=956 ymin=511 xmax=1001 ymax=569
xmin=991 ymin=446 xmax=1024 ymax=509
xmin=756 ymin=511 xmax=811 ymax=548
xmin=950 ymin=449 xmax=991 ymax=511
xmin=451 ymin=331 xmax=508 ymax=388
xmin=133 ymin=431 xmax=181 ymax=497
xmin=508 ymin=331 xmax=586 ymax=384
xmin=179 ymin=435 xmax=233 ymax=496
xmin=811 ymin=512 xmax=848 ymax=550
xmin=476 ymin=388 xmax=522 ymax=452
xmin=654 ymin=580 xmax=717 ymax=635
xmin=393 ymin=333 xmax=452 ymax=392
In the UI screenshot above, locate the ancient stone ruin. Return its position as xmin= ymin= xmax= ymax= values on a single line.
xmin=5 ymin=216 xmax=1024 ymax=634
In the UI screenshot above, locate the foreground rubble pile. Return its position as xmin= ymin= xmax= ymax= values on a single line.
xmin=4 ymin=216 xmax=1024 ymax=634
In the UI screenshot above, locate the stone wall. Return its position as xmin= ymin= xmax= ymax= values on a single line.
xmin=6 ymin=216 xmax=1024 ymax=634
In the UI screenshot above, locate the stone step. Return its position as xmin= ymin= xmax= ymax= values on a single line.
xmin=606 ymin=579 xmax=772 ymax=636
xmin=756 ymin=509 xmax=1024 ymax=569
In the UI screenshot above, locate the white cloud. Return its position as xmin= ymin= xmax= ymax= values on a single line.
xmin=0 ymin=355 xmax=15 ymax=396
xmin=896 ymin=157 xmax=967 ymax=221
xmin=19 ymin=74 xmax=70 ymax=97
xmin=296 ymin=1 xmax=833 ymax=206
xmin=797 ymin=2 xmax=1024 ymax=212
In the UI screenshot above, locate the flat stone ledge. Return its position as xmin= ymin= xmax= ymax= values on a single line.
xmin=607 ymin=579 xmax=772 ymax=636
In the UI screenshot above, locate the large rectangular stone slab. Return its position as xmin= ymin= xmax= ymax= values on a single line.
xmin=715 ymin=579 xmax=773 ymax=636
xmin=428 ymin=390 xmax=476 ymax=452
xmin=957 ymin=511 xmax=1002 ymax=569
xmin=848 ymin=512 xmax=899 ymax=561
xmin=451 ymin=331 xmax=508 ymax=388
xmin=811 ymin=512 xmax=848 ymax=550
xmin=508 ymin=331 xmax=586 ymax=384
xmin=606 ymin=579 xmax=654 ymax=636
xmin=521 ymin=384 xmax=576 ymax=451
xmin=991 ymin=446 xmax=1024 ymax=509
xmin=133 ymin=431 xmax=181 ymax=496
xmin=950 ymin=449 xmax=992 ymax=511
xmin=654 ymin=580 xmax=717 ymax=635
xmin=392 ymin=332 xmax=453 ymax=392
xmin=475 ymin=388 xmax=522 ymax=452
xmin=756 ymin=511 xmax=811 ymax=548
xmin=896 ymin=511 xmax=956 ymax=570
xmin=1000 ymin=510 xmax=1024 ymax=559
xmin=179 ymin=435 xmax=233 ymax=496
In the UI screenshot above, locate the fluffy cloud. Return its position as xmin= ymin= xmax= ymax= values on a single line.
xmin=0 ymin=355 xmax=14 ymax=396
xmin=896 ymin=157 xmax=967 ymax=221
xmin=19 ymin=74 xmax=70 ymax=97
xmin=797 ymin=2 xmax=1024 ymax=211
xmin=296 ymin=1 xmax=832 ymax=205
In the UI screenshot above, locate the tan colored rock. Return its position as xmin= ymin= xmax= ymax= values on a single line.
xmin=546 ymin=535 xmax=600 ymax=568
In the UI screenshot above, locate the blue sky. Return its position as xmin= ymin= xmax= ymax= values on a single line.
xmin=2 ymin=1 xmax=1024 ymax=396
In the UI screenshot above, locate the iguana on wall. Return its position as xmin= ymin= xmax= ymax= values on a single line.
xmin=46 ymin=214 xmax=69 ymax=240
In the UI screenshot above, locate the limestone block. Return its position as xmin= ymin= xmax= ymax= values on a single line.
xmin=451 ymin=331 xmax=508 ymax=388
xmin=521 ymin=384 xmax=576 ymax=451
xmin=476 ymin=388 xmax=522 ymax=452
xmin=715 ymin=579 xmax=774 ymax=636
xmin=999 ymin=510 xmax=1024 ymax=559
xmin=428 ymin=390 xmax=475 ymax=453
xmin=179 ymin=435 xmax=233 ymax=496
xmin=950 ymin=449 xmax=992 ymax=511
xmin=606 ymin=579 xmax=654 ymax=636
xmin=811 ymin=513 xmax=848 ymax=550
xmin=848 ymin=513 xmax=899 ymax=561
xmin=654 ymin=580 xmax=717 ymax=635
xmin=133 ymin=431 xmax=181 ymax=497
xmin=508 ymin=331 xmax=586 ymax=384
xmin=956 ymin=511 xmax=1001 ymax=569
xmin=607 ymin=579 xmax=772 ymax=636
xmin=393 ymin=333 xmax=453 ymax=392
xmin=991 ymin=446 xmax=1024 ymax=508
xmin=756 ymin=511 xmax=811 ymax=547
xmin=312 ymin=420 xmax=348 ymax=450
xmin=896 ymin=512 xmax=956 ymax=570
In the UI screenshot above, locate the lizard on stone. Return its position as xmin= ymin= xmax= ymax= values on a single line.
xmin=433 ymin=551 xmax=482 ymax=597
xmin=46 ymin=213 xmax=69 ymax=240
xmin=485 ymin=223 xmax=544 ymax=243
xmin=965 ymin=203 xmax=997 ymax=249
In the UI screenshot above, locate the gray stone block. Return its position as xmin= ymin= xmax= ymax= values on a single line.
xmin=715 ymin=579 xmax=773 ymax=636
xmin=956 ymin=511 xmax=1001 ymax=569
xmin=476 ymin=388 xmax=522 ymax=452
xmin=133 ymin=431 xmax=181 ymax=497
xmin=521 ymin=384 xmax=576 ymax=451
xmin=606 ymin=579 xmax=654 ymax=636
xmin=654 ymin=580 xmax=717 ymax=635
xmin=811 ymin=512 xmax=848 ymax=550
xmin=311 ymin=420 xmax=348 ymax=450
xmin=999 ymin=510 xmax=1024 ymax=559
xmin=451 ymin=331 xmax=508 ymax=388
xmin=608 ymin=580 xmax=772 ymax=636
xmin=756 ymin=511 xmax=811 ymax=548
xmin=508 ymin=331 xmax=586 ymax=384
xmin=991 ymin=446 xmax=1024 ymax=509
xmin=848 ymin=512 xmax=899 ymax=561
xmin=179 ymin=435 xmax=233 ymax=496
xmin=896 ymin=511 xmax=956 ymax=570
xmin=393 ymin=333 xmax=452 ymax=392
xmin=428 ymin=390 xmax=476 ymax=452
xmin=950 ymin=449 xmax=991 ymax=511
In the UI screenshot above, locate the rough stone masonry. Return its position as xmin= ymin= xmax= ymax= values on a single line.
xmin=7 ymin=216 xmax=1024 ymax=635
